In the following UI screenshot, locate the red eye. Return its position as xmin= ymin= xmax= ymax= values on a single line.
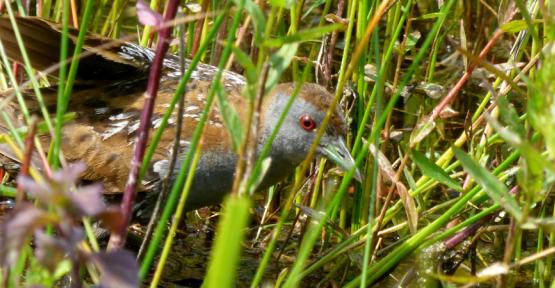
xmin=299 ymin=115 xmax=316 ymax=131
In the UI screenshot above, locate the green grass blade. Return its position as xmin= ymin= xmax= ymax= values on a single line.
xmin=202 ymin=196 xmax=251 ymax=287
xmin=410 ymin=150 xmax=462 ymax=192
xmin=454 ymin=147 xmax=522 ymax=221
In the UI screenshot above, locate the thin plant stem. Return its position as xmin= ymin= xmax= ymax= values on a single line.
xmin=138 ymin=10 xmax=228 ymax=280
xmin=108 ymin=0 xmax=180 ymax=250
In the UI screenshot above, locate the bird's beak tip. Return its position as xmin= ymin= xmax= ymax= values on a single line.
xmin=320 ymin=138 xmax=363 ymax=183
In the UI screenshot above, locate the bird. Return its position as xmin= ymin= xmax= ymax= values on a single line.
xmin=0 ymin=17 xmax=360 ymax=212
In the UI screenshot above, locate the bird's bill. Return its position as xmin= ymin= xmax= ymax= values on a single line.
xmin=319 ymin=138 xmax=363 ymax=182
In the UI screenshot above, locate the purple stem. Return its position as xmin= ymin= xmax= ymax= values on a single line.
xmin=108 ymin=0 xmax=180 ymax=250
xmin=444 ymin=186 xmax=519 ymax=249
xmin=444 ymin=214 xmax=495 ymax=249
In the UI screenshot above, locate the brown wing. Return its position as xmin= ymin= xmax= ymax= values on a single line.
xmin=0 ymin=16 xmax=248 ymax=194
xmin=0 ymin=17 xmax=150 ymax=82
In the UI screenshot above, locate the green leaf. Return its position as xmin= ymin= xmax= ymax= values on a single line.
xmin=397 ymin=181 xmax=419 ymax=234
xmin=229 ymin=45 xmax=257 ymax=103
xmin=52 ymin=260 xmax=72 ymax=281
xmin=301 ymin=0 xmax=326 ymax=20
xmin=409 ymin=115 xmax=436 ymax=146
xmin=229 ymin=45 xmax=257 ymax=85
xmin=403 ymin=166 xmax=417 ymax=192
xmin=265 ymin=43 xmax=299 ymax=92
xmin=500 ymin=20 xmax=528 ymax=33
xmin=0 ymin=184 xmax=17 ymax=197
xmin=485 ymin=112 xmax=522 ymax=148
xmin=231 ymin=0 xmax=266 ymax=44
xmin=263 ymin=24 xmax=344 ymax=47
xmin=485 ymin=102 xmax=547 ymax=201
xmin=418 ymin=12 xmax=444 ymax=20
xmin=404 ymin=31 xmax=422 ymax=51
xmin=497 ymin=96 xmax=524 ymax=138
xmin=410 ymin=150 xmax=462 ymax=192
xmin=529 ymin=53 xmax=555 ymax=159
xmin=269 ymin=0 xmax=295 ymax=9
xmin=248 ymin=157 xmax=272 ymax=194
xmin=214 ymin=83 xmax=244 ymax=152
xmin=517 ymin=147 xmax=546 ymax=202
xmin=453 ymin=148 xmax=522 ymax=221
xmin=203 ymin=196 xmax=251 ymax=288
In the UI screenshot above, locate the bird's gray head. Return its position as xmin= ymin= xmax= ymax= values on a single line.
xmin=259 ymin=83 xmax=361 ymax=181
